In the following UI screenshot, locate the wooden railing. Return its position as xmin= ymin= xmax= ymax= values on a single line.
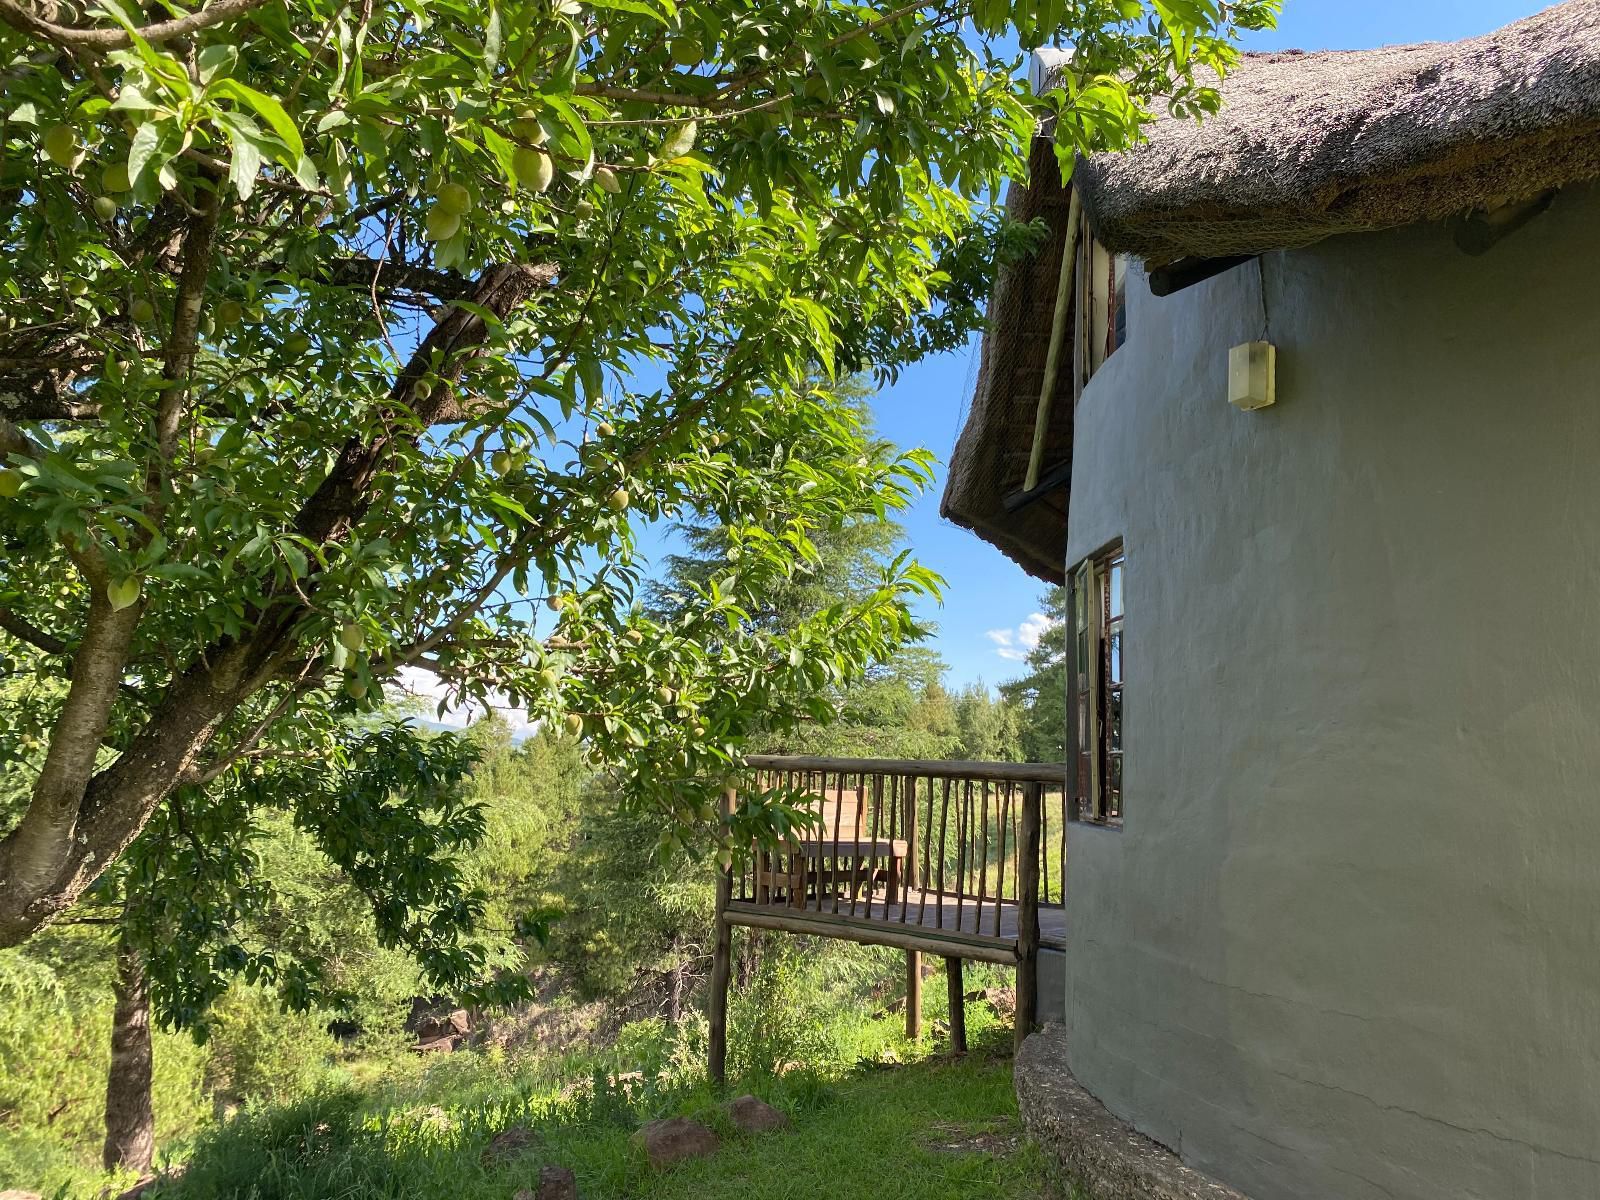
xmin=707 ymin=754 xmax=1067 ymax=1079
xmin=732 ymin=755 xmax=1067 ymax=928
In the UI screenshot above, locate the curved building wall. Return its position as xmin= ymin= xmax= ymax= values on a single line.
xmin=1062 ymin=182 xmax=1600 ymax=1200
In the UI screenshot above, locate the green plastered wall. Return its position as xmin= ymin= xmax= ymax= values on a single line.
xmin=1059 ymin=181 xmax=1600 ymax=1200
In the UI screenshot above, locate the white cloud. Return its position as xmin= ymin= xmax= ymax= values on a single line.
xmin=395 ymin=666 xmax=537 ymax=739
xmin=985 ymin=611 xmax=1056 ymax=663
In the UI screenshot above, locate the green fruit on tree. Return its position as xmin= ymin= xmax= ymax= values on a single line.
xmin=670 ymin=36 xmax=703 ymax=66
xmin=512 ymin=146 xmax=554 ymax=193
xmin=606 ymin=488 xmax=630 ymax=511
xmin=510 ymin=112 xmax=546 ymax=144
xmin=660 ymin=121 xmax=698 ymax=158
xmin=102 ymin=163 xmax=131 ymax=192
xmin=539 ymin=667 xmax=560 ymax=689
xmin=0 ymin=469 xmax=21 ymax=498
xmin=625 ymin=629 xmax=643 ymax=645
xmin=435 ymin=181 xmax=472 ymax=215
xmin=413 ymin=378 xmax=434 ymax=401
xmin=574 ymin=199 xmax=594 ymax=218
xmin=425 ymin=205 xmax=461 ymax=241
xmin=490 ymin=449 xmax=513 ymax=475
xmin=215 ymin=299 xmax=245 ymax=328
xmin=594 ymin=166 xmax=621 ymax=194
xmin=596 ymin=421 xmax=615 ymax=437
xmin=709 ymin=432 xmax=725 ymax=448
xmin=92 ymin=195 xmax=117 ymax=221
xmin=547 ymin=594 xmax=566 ymax=612
xmin=41 ymin=124 xmax=80 ymax=169
xmin=339 ymin=622 xmax=364 ymax=652
xmin=693 ymin=724 xmax=707 ymax=737
xmin=655 ymin=685 xmax=674 ymax=705
xmin=129 ymin=298 xmax=156 ymax=324
xmin=564 ymin=713 xmax=584 ymax=736
xmin=716 ymin=848 xmax=733 ymax=871
xmin=283 ymin=331 xmax=312 ymax=356
xmin=344 ymin=678 xmax=368 ymax=700
xmin=106 ymin=576 xmax=141 ymax=612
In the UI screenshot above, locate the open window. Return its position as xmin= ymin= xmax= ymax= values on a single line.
xmin=1067 ymin=542 xmax=1124 ymax=826
xmin=1074 ymin=219 xmax=1129 ymax=399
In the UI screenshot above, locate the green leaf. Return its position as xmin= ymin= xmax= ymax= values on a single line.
xmin=209 ymin=78 xmax=304 ymax=160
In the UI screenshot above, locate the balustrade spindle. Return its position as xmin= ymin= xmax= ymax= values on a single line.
xmin=977 ymin=781 xmax=990 ymax=936
xmin=992 ymin=781 xmax=1010 ymax=937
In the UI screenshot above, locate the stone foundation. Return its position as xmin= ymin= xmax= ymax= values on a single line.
xmin=1015 ymin=1028 xmax=1250 ymax=1200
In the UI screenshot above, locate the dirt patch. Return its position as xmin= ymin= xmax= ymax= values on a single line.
xmin=924 ymin=1119 xmax=1022 ymax=1157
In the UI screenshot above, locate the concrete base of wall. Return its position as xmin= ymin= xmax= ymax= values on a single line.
xmin=1016 ymin=1027 xmax=1252 ymax=1200
xmin=1036 ymin=949 xmax=1065 ymax=1024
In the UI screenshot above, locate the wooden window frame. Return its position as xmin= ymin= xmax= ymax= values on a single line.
xmin=1066 ymin=541 xmax=1125 ymax=827
xmin=1072 ymin=218 xmax=1130 ymax=402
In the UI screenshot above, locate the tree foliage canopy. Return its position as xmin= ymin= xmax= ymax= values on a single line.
xmin=0 ymin=0 xmax=1276 ymax=948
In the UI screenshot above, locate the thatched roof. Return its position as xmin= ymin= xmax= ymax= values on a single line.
xmin=941 ymin=135 xmax=1078 ymax=585
xmin=1077 ymin=1 xmax=1600 ymax=263
xmin=942 ymin=0 xmax=1600 ymax=583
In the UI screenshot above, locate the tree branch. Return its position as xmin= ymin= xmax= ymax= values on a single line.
xmin=0 ymin=413 xmax=46 ymax=462
xmin=0 ymin=586 xmax=144 ymax=943
xmin=0 ymin=0 xmax=274 ymax=52
xmin=152 ymin=180 xmax=222 ymax=470
xmin=294 ymin=261 xmax=555 ymax=545
xmin=0 ymin=605 xmax=69 ymax=656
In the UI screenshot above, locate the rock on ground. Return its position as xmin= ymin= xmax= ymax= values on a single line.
xmin=482 ymin=1125 xmax=541 ymax=1165
xmin=631 ymin=1116 xmax=720 ymax=1168
xmin=1 ymin=1190 xmax=42 ymax=1200
xmin=535 ymin=1165 xmax=577 ymax=1200
xmin=726 ymin=1094 xmax=789 ymax=1133
xmin=512 ymin=1164 xmax=578 ymax=1200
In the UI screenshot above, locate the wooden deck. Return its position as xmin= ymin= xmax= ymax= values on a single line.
xmin=725 ymin=892 xmax=1066 ymax=964
xmin=708 ymin=754 xmax=1070 ymax=1080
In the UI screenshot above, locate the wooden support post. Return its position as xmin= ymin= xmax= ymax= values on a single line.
xmin=1014 ymin=780 xmax=1042 ymax=1055
xmin=906 ymin=950 xmax=922 ymax=1040
xmin=945 ymin=956 xmax=966 ymax=1054
xmin=708 ymin=786 xmax=735 ymax=1086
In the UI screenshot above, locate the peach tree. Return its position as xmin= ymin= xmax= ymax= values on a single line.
xmin=0 ymin=0 xmax=1276 ymax=949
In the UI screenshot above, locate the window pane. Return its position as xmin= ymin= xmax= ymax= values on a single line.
xmin=1108 ymin=560 xmax=1123 ymax=619
xmin=1108 ymin=624 xmax=1122 ymax=685
xmin=1107 ymin=685 xmax=1122 ymax=752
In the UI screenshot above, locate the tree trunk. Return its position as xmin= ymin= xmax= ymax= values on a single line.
xmin=102 ymin=935 xmax=155 ymax=1175
xmin=666 ymin=938 xmax=685 ymax=1024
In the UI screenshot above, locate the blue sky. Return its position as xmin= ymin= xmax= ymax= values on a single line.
xmin=858 ymin=0 xmax=1551 ymax=692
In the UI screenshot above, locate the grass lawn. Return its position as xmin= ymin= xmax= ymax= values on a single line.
xmin=156 ymin=1026 xmax=1059 ymax=1200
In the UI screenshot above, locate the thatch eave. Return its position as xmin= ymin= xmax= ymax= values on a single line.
xmin=942 ymin=0 xmax=1600 ymax=581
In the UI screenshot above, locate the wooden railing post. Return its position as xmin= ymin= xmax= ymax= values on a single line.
xmin=708 ymin=785 xmax=735 ymax=1086
xmin=906 ymin=950 xmax=922 ymax=1040
xmin=1014 ymin=780 xmax=1042 ymax=1053
xmin=945 ymin=955 xmax=967 ymax=1054
xmin=903 ymin=775 xmax=922 ymax=1039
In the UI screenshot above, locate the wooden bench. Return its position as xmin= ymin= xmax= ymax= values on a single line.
xmin=753 ymin=785 xmax=908 ymax=909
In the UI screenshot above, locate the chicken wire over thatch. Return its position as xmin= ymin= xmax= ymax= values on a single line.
xmin=942 ymin=0 xmax=1600 ymax=583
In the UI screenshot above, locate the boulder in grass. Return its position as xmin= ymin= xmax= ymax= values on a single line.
xmin=631 ymin=1116 xmax=719 ymax=1168
xmin=1 ymin=1190 xmax=43 ymax=1200
xmin=482 ymin=1125 xmax=540 ymax=1165
xmin=535 ymin=1165 xmax=577 ymax=1200
xmin=726 ymin=1094 xmax=789 ymax=1134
